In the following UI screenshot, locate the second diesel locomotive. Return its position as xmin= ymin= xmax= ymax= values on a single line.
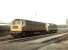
xmin=10 ymin=19 xmax=57 ymax=37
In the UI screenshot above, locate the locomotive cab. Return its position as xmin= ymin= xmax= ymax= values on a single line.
xmin=10 ymin=19 xmax=22 ymax=32
xmin=10 ymin=19 xmax=26 ymax=37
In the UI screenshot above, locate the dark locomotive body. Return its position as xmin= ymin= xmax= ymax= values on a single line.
xmin=10 ymin=19 xmax=57 ymax=37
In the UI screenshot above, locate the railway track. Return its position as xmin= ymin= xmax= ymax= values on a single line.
xmin=0 ymin=32 xmax=68 ymax=50
xmin=0 ymin=33 xmax=60 ymax=44
xmin=33 ymin=32 xmax=68 ymax=50
xmin=0 ymin=32 xmax=67 ymax=44
xmin=0 ymin=33 xmax=57 ymax=43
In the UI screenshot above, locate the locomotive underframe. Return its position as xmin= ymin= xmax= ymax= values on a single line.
xmin=10 ymin=29 xmax=57 ymax=38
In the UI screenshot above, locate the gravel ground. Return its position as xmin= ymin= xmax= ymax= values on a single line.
xmin=0 ymin=32 xmax=68 ymax=50
xmin=38 ymin=40 xmax=68 ymax=50
xmin=0 ymin=39 xmax=68 ymax=50
xmin=0 ymin=42 xmax=44 ymax=50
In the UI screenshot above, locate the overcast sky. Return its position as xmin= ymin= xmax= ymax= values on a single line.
xmin=0 ymin=0 xmax=67 ymax=25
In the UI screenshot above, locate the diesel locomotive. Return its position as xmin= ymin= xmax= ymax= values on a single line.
xmin=10 ymin=19 xmax=57 ymax=37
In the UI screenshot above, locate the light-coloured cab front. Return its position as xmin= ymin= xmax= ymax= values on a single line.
xmin=10 ymin=20 xmax=23 ymax=32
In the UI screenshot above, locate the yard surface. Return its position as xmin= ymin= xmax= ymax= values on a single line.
xmin=0 ymin=37 xmax=68 ymax=50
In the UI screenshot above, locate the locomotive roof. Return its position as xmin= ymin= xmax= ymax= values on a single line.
xmin=13 ymin=19 xmax=56 ymax=25
xmin=14 ymin=19 xmax=45 ymax=24
xmin=15 ymin=19 xmax=21 ymax=20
